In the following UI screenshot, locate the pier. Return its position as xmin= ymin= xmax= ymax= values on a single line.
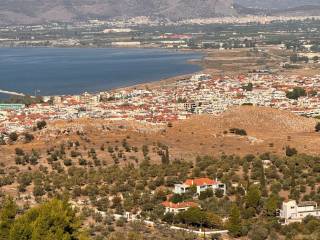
xmin=0 ymin=89 xmax=25 ymax=96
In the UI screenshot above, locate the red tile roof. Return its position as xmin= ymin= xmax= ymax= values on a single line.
xmin=161 ymin=201 xmax=199 ymax=209
xmin=184 ymin=178 xmax=217 ymax=186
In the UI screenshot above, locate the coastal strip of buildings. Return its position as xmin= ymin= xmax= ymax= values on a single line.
xmin=1 ymin=72 xmax=320 ymax=136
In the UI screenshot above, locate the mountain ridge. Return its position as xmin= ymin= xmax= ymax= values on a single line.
xmin=235 ymin=0 xmax=320 ymax=10
xmin=0 ymin=0 xmax=320 ymax=26
xmin=0 ymin=0 xmax=235 ymax=25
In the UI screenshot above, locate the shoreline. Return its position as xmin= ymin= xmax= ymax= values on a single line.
xmin=110 ymin=73 xmax=196 ymax=93
xmin=106 ymin=54 xmax=205 ymax=93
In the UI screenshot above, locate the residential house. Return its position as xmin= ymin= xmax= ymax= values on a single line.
xmin=280 ymin=200 xmax=320 ymax=224
xmin=161 ymin=201 xmax=199 ymax=214
xmin=174 ymin=178 xmax=226 ymax=196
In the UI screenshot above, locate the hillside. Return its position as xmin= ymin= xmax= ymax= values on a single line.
xmin=1 ymin=106 xmax=320 ymax=239
xmin=175 ymin=106 xmax=316 ymax=138
xmin=164 ymin=106 xmax=319 ymax=157
xmin=0 ymin=0 xmax=235 ymax=25
xmin=235 ymin=0 xmax=320 ymax=10
xmin=234 ymin=0 xmax=320 ymax=16
xmin=1 ymin=106 xmax=319 ymax=166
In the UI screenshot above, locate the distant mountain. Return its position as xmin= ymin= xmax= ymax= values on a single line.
xmin=0 ymin=0 xmax=319 ymax=26
xmin=234 ymin=0 xmax=320 ymax=10
xmin=234 ymin=0 xmax=320 ymax=16
xmin=0 ymin=0 xmax=235 ymax=25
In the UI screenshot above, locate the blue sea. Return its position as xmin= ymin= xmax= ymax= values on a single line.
xmin=0 ymin=48 xmax=202 ymax=97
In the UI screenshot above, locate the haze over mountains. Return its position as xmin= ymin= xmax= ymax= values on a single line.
xmin=236 ymin=0 xmax=320 ymax=10
xmin=0 ymin=0 xmax=319 ymax=25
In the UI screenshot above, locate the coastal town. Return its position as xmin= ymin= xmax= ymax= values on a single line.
xmin=1 ymin=71 xmax=320 ymax=137
xmin=1 ymin=16 xmax=320 ymax=49
xmin=1 ymin=1 xmax=320 ymax=238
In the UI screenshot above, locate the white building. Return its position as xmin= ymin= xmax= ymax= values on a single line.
xmin=174 ymin=178 xmax=226 ymax=196
xmin=161 ymin=201 xmax=199 ymax=214
xmin=111 ymin=42 xmax=141 ymax=47
xmin=80 ymin=92 xmax=100 ymax=105
xmin=53 ymin=96 xmax=62 ymax=105
xmin=103 ymin=28 xmax=132 ymax=33
xmin=280 ymin=200 xmax=320 ymax=224
xmin=190 ymin=74 xmax=212 ymax=82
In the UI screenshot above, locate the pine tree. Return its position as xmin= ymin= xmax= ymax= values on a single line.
xmin=0 ymin=197 xmax=17 ymax=240
xmin=9 ymin=199 xmax=89 ymax=240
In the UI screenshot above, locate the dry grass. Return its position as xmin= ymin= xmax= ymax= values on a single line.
xmin=1 ymin=106 xmax=320 ymax=168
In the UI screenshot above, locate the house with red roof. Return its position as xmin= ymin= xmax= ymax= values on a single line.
xmin=161 ymin=201 xmax=199 ymax=214
xmin=174 ymin=178 xmax=226 ymax=196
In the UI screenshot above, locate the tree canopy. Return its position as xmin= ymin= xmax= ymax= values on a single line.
xmin=7 ymin=199 xmax=89 ymax=240
xmin=286 ymin=87 xmax=306 ymax=100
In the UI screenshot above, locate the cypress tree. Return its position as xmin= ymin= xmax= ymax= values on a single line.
xmin=227 ymin=204 xmax=242 ymax=237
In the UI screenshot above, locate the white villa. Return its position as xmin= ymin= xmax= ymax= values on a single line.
xmin=280 ymin=200 xmax=320 ymax=224
xmin=174 ymin=178 xmax=226 ymax=196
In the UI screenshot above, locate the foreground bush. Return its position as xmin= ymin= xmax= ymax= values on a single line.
xmin=0 ymin=198 xmax=89 ymax=240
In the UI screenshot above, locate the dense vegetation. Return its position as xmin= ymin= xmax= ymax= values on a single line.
xmin=0 ymin=197 xmax=89 ymax=240
xmin=286 ymin=87 xmax=307 ymax=100
xmin=0 ymin=134 xmax=319 ymax=239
